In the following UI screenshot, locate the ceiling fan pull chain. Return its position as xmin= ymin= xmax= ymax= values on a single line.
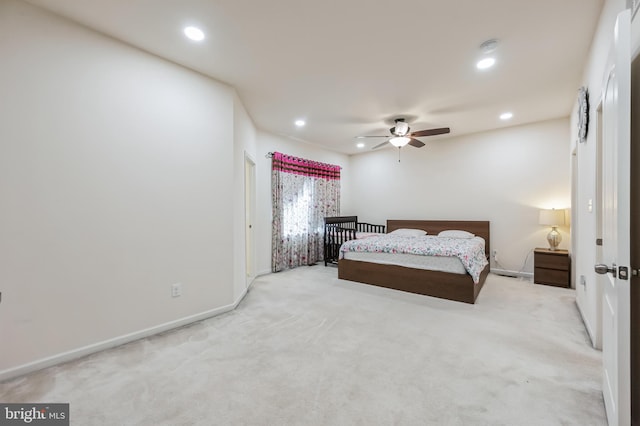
xmin=398 ymin=147 xmax=401 ymax=162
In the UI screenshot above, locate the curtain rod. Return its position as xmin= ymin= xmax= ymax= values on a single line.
xmin=266 ymin=151 xmax=341 ymax=172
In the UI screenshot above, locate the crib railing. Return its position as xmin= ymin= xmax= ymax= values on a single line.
xmin=323 ymin=216 xmax=385 ymax=266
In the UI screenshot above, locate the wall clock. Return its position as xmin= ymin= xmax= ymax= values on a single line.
xmin=578 ymin=86 xmax=589 ymax=143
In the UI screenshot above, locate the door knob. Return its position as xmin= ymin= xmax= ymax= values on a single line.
xmin=594 ymin=263 xmax=616 ymax=275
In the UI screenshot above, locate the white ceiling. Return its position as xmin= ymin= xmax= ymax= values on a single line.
xmin=26 ymin=0 xmax=604 ymax=154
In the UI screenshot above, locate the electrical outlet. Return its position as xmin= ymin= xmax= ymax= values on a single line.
xmin=492 ymin=250 xmax=498 ymax=262
xmin=171 ymin=283 xmax=182 ymax=298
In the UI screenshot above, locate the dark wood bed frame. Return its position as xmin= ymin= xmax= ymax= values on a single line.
xmin=338 ymin=220 xmax=491 ymax=304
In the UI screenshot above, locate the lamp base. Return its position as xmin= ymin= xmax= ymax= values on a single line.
xmin=547 ymin=227 xmax=562 ymax=250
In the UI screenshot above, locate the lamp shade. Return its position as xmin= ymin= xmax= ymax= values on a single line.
xmin=539 ymin=209 xmax=565 ymax=226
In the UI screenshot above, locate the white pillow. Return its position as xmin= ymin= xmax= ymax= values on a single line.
xmin=388 ymin=228 xmax=427 ymax=237
xmin=438 ymin=230 xmax=475 ymax=239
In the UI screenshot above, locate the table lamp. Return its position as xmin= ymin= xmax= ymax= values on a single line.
xmin=539 ymin=208 xmax=565 ymax=250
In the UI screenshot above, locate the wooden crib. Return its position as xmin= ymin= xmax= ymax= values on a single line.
xmin=323 ymin=216 xmax=385 ymax=266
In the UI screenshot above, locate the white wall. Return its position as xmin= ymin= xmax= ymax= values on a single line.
xmin=0 ymin=0 xmax=251 ymax=377
xmin=573 ymin=0 xmax=627 ymax=347
xmin=255 ymin=132 xmax=350 ymax=276
xmin=348 ymin=118 xmax=572 ymax=275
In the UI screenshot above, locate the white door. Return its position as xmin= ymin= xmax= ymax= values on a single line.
xmin=596 ymin=10 xmax=631 ymax=426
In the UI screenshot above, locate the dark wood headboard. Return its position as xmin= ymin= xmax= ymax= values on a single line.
xmin=386 ymin=220 xmax=490 ymax=259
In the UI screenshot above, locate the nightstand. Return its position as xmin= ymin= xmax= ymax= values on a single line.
xmin=534 ymin=248 xmax=571 ymax=288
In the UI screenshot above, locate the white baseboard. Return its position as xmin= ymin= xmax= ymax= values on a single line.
xmin=490 ymin=268 xmax=533 ymax=279
xmin=256 ymin=269 xmax=271 ymax=277
xmin=0 ymin=288 xmax=250 ymax=383
xmin=575 ymin=298 xmax=597 ymax=349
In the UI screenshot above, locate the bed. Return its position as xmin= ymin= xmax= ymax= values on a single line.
xmin=324 ymin=216 xmax=386 ymax=266
xmin=338 ymin=220 xmax=490 ymax=304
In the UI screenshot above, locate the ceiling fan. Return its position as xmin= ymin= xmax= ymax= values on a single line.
xmin=357 ymin=118 xmax=450 ymax=150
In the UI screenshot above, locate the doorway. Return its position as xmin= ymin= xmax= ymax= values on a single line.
xmin=244 ymin=154 xmax=256 ymax=287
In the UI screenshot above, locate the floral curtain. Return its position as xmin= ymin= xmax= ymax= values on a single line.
xmin=271 ymin=152 xmax=340 ymax=272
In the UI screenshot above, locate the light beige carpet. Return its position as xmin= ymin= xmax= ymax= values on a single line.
xmin=1 ymin=266 xmax=605 ymax=425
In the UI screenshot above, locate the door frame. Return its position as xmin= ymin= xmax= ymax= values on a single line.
xmin=244 ymin=152 xmax=256 ymax=287
xmin=629 ymin=5 xmax=640 ymax=422
xmin=630 ymin=25 xmax=640 ymax=426
xmin=594 ymin=99 xmax=605 ymax=350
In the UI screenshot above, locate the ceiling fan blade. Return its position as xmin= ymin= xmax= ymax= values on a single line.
xmin=372 ymin=140 xmax=390 ymax=149
xmin=356 ymin=135 xmax=390 ymax=138
xmin=408 ymin=138 xmax=425 ymax=148
xmin=410 ymin=127 xmax=450 ymax=137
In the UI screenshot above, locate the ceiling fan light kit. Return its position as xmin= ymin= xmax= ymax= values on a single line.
xmin=389 ymin=136 xmax=410 ymax=147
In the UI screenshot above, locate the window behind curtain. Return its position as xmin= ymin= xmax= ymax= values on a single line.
xmin=271 ymin=152 xmax=340 ymax=272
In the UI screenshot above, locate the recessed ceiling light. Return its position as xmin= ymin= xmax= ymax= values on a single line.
xmin=295 ymin=120 xmax=306 ymax=127
xmin=357 ymin=142 xmax=365 ymax=149
xmin=476 ymin=57 xmax=495 ymax=70
xmin=184 ymin=26 xmax=205 ymax=42
xmin=500 ymin=112 xmax=513 ymax=120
